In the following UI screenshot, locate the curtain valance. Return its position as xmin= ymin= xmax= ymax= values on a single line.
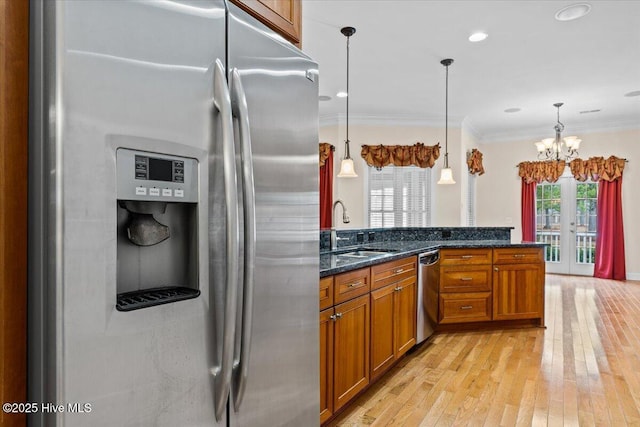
xmin=518 ymin=160 xmax=566 ymax=183
xmin=518 ymin=156 xmax=626 ymax=183
xmin=360 ymin=143 xmax=440 ymax=169
xmin=466 ymin=149 xmax=485 ymax=175
xmin=569 ymin=156 xmax=626 ymax=182
xmin=319 ymin=142 xmax=334 ymax=168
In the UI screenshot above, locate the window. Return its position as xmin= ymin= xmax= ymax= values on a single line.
xmin=368 ymin=166 xmax=431 ymax=227
xmin=467 ymin=173 xmax=476 ymax=226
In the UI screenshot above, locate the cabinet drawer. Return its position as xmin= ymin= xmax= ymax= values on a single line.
xmin=334 ymin=267 xmax=371 ymax=304
xmin=440 ymin=248 xmax=492 ymax=266
xmin=371 ymin=256 xmax=416 ymax=291
xmin=439 ymin=292 xmax=492 ymax=324
xmin=440 ymin=264 xmax=491 ymax=293
xmin=493 ymin=247 xmax=544 ymax=264
xmin=320 ymin=276 xmax=334 ymax=311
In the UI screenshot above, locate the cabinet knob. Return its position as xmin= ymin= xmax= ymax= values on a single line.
xmin=329 ymin=314 xmax=337 ymax=321
xmin=460 ymin=277 xmax=473 ymax=281
xmin=513 ymin=254 xmax=526 ymax=258
xmin=494 ymin=267 xmax=499 ymax=271
xmin=394 ymin=286 xmax=403 ymax=292
xmin=461 ymin=255 xmax=473 ymax=260
xmin=347 ymin=281 xmax=362 ymax=288
xmin=460 ymin=305 xmax=473 ymax=310
xmin=394 ymin=268 xmax=404 ymax=274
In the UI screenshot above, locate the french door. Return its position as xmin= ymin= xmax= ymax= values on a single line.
xmin=535 ymin=177 xmax=598 ymax=275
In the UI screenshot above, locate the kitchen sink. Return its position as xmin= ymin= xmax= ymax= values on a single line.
xmin=337 ymin=250 xmax=393 ymax=258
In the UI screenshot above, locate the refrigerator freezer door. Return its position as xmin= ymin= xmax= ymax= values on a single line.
xmin=29 ymin=1 xmax=227 ymax=426
xmin=227 ymin=5 xmax=320 ymax=427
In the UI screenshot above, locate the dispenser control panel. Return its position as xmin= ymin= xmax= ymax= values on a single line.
xmin=117 ymin=149 xmax=198 ymax=202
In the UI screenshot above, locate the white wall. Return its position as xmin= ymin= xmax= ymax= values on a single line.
xmin=476 ymin=128 xmax=640 ymax=279
xmin=319 ymin=123 xmax=463 ymax=228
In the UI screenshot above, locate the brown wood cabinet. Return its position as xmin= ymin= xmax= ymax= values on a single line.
xmin=438 ymin=249 xmax=493 ymax=324
xmin=370 ymin=257 xmax=417 ymax=379
xmin=334 ymin=267 xmax=370 ymax=304
xmin=1 ymin=2 xmax=29 ymax=425
xmin=319 ymin=256 xmax=417 ymax=424
xmin=319 ymin=276 xmax=334 ymax=311
xmin=320 ymin=270 xmax=371 ymax=423
xmin=433 ymin=247 xmax=545 ymax=327
xmin=319 ymin=307 xmax=334 ymax=424
xmin=332 ymin=294 xmax=370 ymax=411
xmin=230 ymin=0 xmax=302 ymax=47
xmin=493 ymin=248 xmax=545 ymax=324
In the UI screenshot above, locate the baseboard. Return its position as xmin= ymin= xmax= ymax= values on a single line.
xmin=626 ymin=272 xmax=640 ymax=281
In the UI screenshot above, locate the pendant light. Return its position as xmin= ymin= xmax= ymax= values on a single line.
xmin=337 ymin=26 xmax=358 ymax=178
xmin=437 ymin=58 xmax=456 ymax=185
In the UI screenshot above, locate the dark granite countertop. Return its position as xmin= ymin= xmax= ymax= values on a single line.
xmin=320 ymin=240 xmax=546 ymax=277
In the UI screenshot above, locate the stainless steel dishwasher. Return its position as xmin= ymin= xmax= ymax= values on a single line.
xmin=417 ymin=250 xmax=440 ymax=343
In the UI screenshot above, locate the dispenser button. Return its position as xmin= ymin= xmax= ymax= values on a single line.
xmin=174 ymin=189 xmax=184 ymax=198
xmin=162 ymin=188 xmax=172 ymax=197
xmin=149 ymin=188 xmax=160 ymax=196
xmin=135 ymin=186 xmax=147 ymax=196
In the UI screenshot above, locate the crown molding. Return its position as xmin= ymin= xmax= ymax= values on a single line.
xmin=319 ymin=113 xmax=465 ymax=129
xmin=479 ymin=118 xmax=640 ymax=144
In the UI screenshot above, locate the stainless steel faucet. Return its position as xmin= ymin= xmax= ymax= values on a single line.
xmin=331 ymin=199 xmax=350 ymax=251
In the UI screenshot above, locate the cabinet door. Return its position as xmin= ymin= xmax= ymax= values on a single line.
xmin=493 ymin=263 xmax=544 ymax=321
xmin=230 ymin=0 xmax=301 ymax=46
xmin=370 ymin=284 xmax=395 ymax=379
xmin=319 ymin=308 xmax=334 ymax=424
xmin=333 ymin=294 xmax=370 ymax=411
xmin=395 ymin=278 xmax=417 ymax=357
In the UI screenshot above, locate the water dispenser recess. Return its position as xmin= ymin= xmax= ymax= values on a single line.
xmin=115 ymin=148 xmax=200 ymax=311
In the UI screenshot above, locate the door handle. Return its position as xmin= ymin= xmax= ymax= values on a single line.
xmin=230 ymin=68 xmax=256 ymax=413
xmin=210 ymin=59 xmax=239 ymax=423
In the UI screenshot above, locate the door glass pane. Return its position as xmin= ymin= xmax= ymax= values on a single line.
xmin=575 ymin=182 xmax=598 ymax=264
xmin=536 ymin=183 xmax=561 ymax=262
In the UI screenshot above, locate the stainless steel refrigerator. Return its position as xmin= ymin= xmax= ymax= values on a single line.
xmin=28 ymin=1 xmax=319 ymax=426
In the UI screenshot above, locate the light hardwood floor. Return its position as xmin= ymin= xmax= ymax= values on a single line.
xmin=327 ymin=274 xmax=640 ymax=426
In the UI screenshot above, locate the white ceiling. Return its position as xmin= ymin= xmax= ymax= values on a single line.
xmin=301 ymin=1 xmax=640 ymax=143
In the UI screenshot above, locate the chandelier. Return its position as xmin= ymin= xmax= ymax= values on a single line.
xmin=534 ymin=102 xmax=581 ymax=161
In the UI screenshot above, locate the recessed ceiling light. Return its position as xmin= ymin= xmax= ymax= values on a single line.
xmin=555 ymin=3 xmax=592 ymax=21
xmin=504 ymin=108 xmax=521 ymax=113
xmin=469 ymin=32 xmax=488 ymax=42
xmin=319 ymin=95 xmax=332 ymax=101
xmin=336 ymin=91 xmax=348 ymax=98
xmin=625 ymin=90 xmax=640 ymax=97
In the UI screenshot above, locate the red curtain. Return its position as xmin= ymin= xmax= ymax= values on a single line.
xmin=521 ymin=179 xmax=536 ymax=242
xmin=594 ymin=178 xmax=626 ymax=280
xmin=319 ymin=150 xmax=333 ymax=228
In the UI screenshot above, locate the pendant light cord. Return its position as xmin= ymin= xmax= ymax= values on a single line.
xmin=444 ymin=62 xmax=449 ymax=168
xmin=440 ymin=59 xmax=453 ymax=168
xmin=345 ymin=33 xmax=351 ymax=158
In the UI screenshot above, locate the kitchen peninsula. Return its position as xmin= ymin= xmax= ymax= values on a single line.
xmin=319 ymin=227 xmax=546 ymax=424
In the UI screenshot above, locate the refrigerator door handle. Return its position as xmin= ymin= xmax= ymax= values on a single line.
xmin=211 ymin=58 xmax=240 ymax=422
xmin=229 ymin=68 xmax=256 ymax=412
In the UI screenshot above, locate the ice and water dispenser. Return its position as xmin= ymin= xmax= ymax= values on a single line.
xmin=116 ymin=148 xmax=200 ymax=311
